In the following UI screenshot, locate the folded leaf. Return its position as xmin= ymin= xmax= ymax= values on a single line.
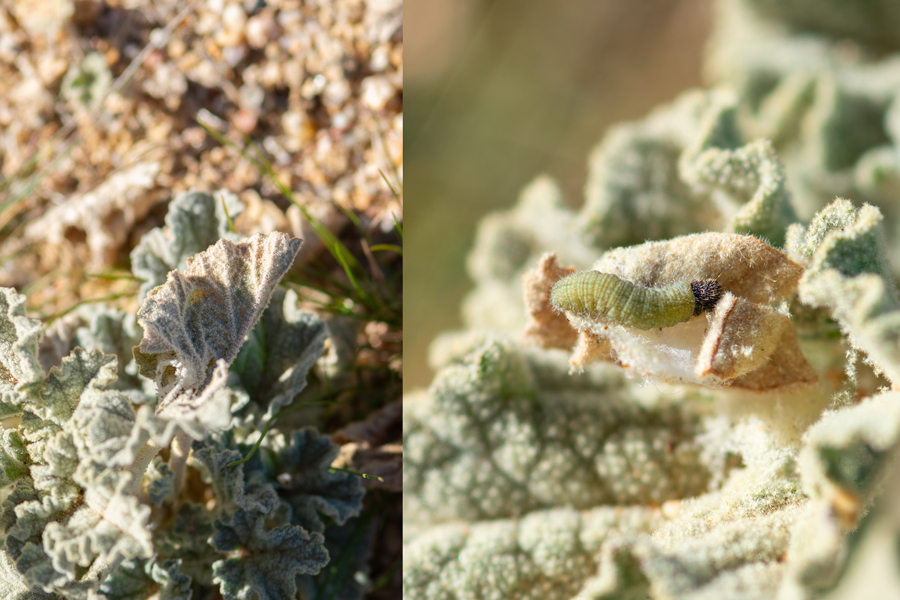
xmin=134 ymin=232 xmax=302 ymax=412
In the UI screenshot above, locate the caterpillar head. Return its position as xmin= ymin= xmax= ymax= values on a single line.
xmin=690 ymin=279 xmax=723 ymax=316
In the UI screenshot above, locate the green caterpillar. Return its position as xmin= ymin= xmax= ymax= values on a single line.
xmin=550 ymin=271 xmax=723 ymax=330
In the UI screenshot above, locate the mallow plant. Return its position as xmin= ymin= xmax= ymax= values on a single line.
xmin=0 ymin=190 xmax=366 ymax=599
xmin=404 ymin=0 xmax=900 ymax=597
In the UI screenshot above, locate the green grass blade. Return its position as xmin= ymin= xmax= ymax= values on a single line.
xmin=368 ymin=244 xmax=402 ymax=254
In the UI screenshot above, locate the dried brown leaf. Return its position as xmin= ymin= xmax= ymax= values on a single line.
xmin=594 ymin=232 xmax=803 ymax=304
xmin=332 ymin=400 xmax=401 ymax=446
xmin=522 ymin=253 xmax=578 ymax=349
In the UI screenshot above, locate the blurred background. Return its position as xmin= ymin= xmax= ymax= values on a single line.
xmin=406 ymin=0 xmax=714 ymax=389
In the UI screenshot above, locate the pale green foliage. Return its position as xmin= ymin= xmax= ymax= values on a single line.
xmin=684 ymin=137 xmax=797 ymax=247
xmin=266 ymin=429 xmax=366 ymax=534
xmin=211 ymin=508 xmax=328 ymax=600
xmin=800 ymin=392 xmax=900 ymax=511
xmin=464 ymin=176 xmax=596 ymax=333
xmin=405 ymin=337 xmax=713 ymax=528
xmin=41 ymin=305 xmax=148 ymax=401
xmin=787 ymin=200 xmax=900 ymax=382
xmin=0 ymin=288 xmax=45 ymax=414
xmin=404 ymin=333 xmax=813 ymax=598
xmin=581 ymin=89 xmax=797 ymax=248
xmin=0 ymin=191 xmax=365 ymax=599
xmin=144 ymin=457 xmax=174 ymax=506
xmin=130 ymin=189 xmax=244 ymax=302
xmin=230 ymin=289 xmax=328 ymax=427
xmin=777 ymin=392 xmax=900 ymax=598
xmin=708 ymin=0 xmax=900 ymax=265
xmin=814 ymin=461 xmax=900 ymax=600
xmin=297 ymin=516 xmax=376 ymax=600
xmin=98 ymin=558 xmax=192 ymax=600
xmin=578 ymin=449 xmax=805 ymax=599
xmin=404 ymin=506 xmax=662 ymax=600
xmin=406 ymin=1 xmax=900 ymax=597
xmin=0 ymin=344 xmax=152 ymax=598
xmin=0 ymin=550 xmax=56 ymax=600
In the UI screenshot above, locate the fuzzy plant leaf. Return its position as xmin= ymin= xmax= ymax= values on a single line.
xmin=7 ymin=459 xmax=153 ymax=596
xmin=706 ymin=0 xmax=900 ymax=256
xmin=191 ymin=436 xmax=280 ymax=517
xmin=580 ymin=89 xmax=799 ymax=249
xmin=777 ymin=392 xmax=900 ymax=599
xmin=0 ymin=287 xmax=45 ymax=413
xmin=811 ymin=454 xmax=900 ymax=600
xmin=98 ymin=558 xmax=192 ymax=600
xmin=230 ymin=289 xmax=328 ymax=423
xmin=204 ymin=427 xmax=366 ymax=536
xmin=155 ymin=428 xmax=365 ymax=599
xmin=0 ymin=429 xmax=28 ymax=489
xmin=211 ymin=508 xmax=329 ymax=600
xmin=41 ymin=469 xmax=153 ymax=583
xmin=577 ymin=90 xmax=734 ymax=249
xmin=68 ymin=383 xmax=140 ymax=472
xmin=463 ymin=176 xmax=598 ymax=334
xmin=1 ymin=480 xmax=69 ymax=558
xmin=120 ymin=364 xmax=234 ymax=464
xmin=0 ymin=339 xmax=161 ymax=596
xmin=16 ymin=346 xmax=120 ymax=477
xmin=503 ymin=417 xmax=803 ymax=600
xmin=131 ymin=189 xmax=245 ymax=302
xmin=268 ymin=428 xmax=365 ymax=535
xmin=786 ymin=200 xmax=900 ymax=383
xmin=144 ymin=457 xmax=175 ymax=507
xmin=0 ymin=550 xmax=56 ymax=600
xmin=33 ymin=348 xmax=119 ymax=427
xmin=133 ymin=231 xmax=302 ymax=417
xmin=13 ymin=344 xmax=121 ymax=489
xmin=589 ymin=507 xmax=801 ymax=600
xmin=404 ymin=506 xmax=662 ymax=600
xmin=799 ymin=392 xmax=900 ymax=523
xmin=190 ymin=428 xmax=364 ymax=539
xmin=681 ymin=129 xmax=799 ymax=247
xmin=41 ymin=305 xmax=146 ymax=400
xmin=405 ymin=336 xmax=713 ymax=528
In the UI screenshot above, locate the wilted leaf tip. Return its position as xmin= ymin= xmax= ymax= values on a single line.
xmin=133 ymin=232 xmax=302 ymax=407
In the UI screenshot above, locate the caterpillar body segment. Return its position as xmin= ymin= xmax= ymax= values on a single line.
xmin=550 ymin=271 xmax=723 ymax=330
